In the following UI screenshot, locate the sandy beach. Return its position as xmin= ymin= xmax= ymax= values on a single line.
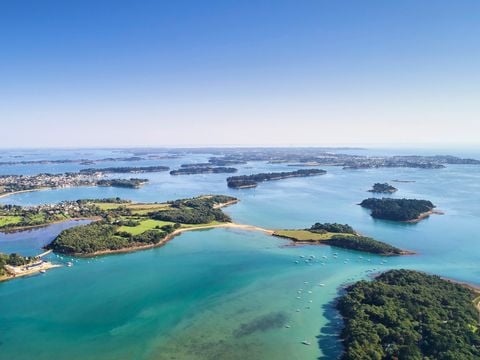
xmin=72 ymin=222 xmax=274 ymax=257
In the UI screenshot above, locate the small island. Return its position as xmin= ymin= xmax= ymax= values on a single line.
xmin=368 ymin=182 xmax=397 ymax=193
xmin=227 ymin=169 xmax=326 ymax=189
xmin=337 ymin=270 xmax=480 ymax=359
xmin=97 ymin=178 xmax=148 ymax=188
xmin=273 ymin=222 xmax=409 ymax=255
xmin=359 ymin=198 xmax=439 ymax=222
xmin=170 ymin=165 xmax=237 ymax=175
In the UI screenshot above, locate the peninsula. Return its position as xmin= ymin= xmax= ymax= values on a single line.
xmin=359 ymin=198 xmax=438 ymax=222
xmin=0 ymin=251 xmax=58 ymax=282
xmin=368 ymin=182 xmax=397 ymax=193
xmin=337 ymin=270 xmax=480 ymax=359
xmin=0 ymin=172 xmax=150 ymax=198
xmin=227 ymin=169 xmax=326 ymax=189
xmin=273 ymin=222 xmax=409 ymax=255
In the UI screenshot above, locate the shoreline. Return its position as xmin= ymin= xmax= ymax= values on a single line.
xmin=0 ymin=187 xmax=52 ymax=199
xmin=69 ymin=222 xmax=274 ymax=257
xmin=0 ymin=216 xmax=101 ymax=234
xmin=0 ymin=262 xmax=61 ymax=283
xmin=405 ymin=209 xmax=444 ymax=223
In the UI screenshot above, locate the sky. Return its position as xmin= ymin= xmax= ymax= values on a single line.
xmin=1 ymin=0 xmax=479 ymax=148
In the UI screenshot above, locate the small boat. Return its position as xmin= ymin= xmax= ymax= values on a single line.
xmin=319 ymin=283 xmax=325 ymax=287
xmin=66 ymin=262 xmax=73 ymax=267
xmin=301 ymin=340 xmax=311 ymax=345
xmin=40 ymin=269 xmax=46 ymax=274
xmin=285 ymin=325 xmax=291 ymax=328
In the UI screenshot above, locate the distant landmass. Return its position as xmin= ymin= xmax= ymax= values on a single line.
xmin=227 ymin=169 xmax=326 ymax=188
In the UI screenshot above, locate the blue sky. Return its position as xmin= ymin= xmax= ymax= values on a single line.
xmin=1 ymin=0 xmax=479 ymax=147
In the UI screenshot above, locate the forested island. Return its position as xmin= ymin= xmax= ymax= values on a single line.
xmin=170 ymin=165 xmax=237 ymax=175
xmin=97 ymin=178 xmax=148 ymax=188
xmin=360 ymin=198 xmax=438 ymax=222
xmin=46 ymin=195 xmax=238 ymax=255
xmin=368 ymin=182 xmax=397 ymax=193
xmin=337 ymin=270 xmax=480 ymax=359
xmin=79 ymin=166 xmax=169 ymax=174
xmin=227 ymin=169 xmax=326 ymax=189
xmin=273 ymin=222 xmax=408 ymax=255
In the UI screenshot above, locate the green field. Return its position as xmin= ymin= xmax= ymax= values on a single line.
xmin=0 ymin=216 xmax=23 ymax=227
xmin=273 ymin=229 xmax=342 ymax=241
xmin=92 ymin=201 xmax=170 ymax=214
xmin=118 ymin=219 xmax=175 ymax=235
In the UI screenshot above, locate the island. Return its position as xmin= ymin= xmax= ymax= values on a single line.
xmin=337 ymin=270 xmax=480 ymax=359
xmin=79 ymin=166 xmax=170 ymax=174
xmin=97 ymin=178 xmax=148 ymax=188
xmin=368 ymin=182 xmax=398 ymax=193
xmin=46 ymin=195 xmax=241 ymax=256
xmin=359 ymin=198 xmax=438 ymax=222
xmin=170 ymin=165 xmax=237 ymax=175
xmin=273 ymin=222 xmax=409 ymax=255
xmin=227 ymin=169 xmax=326 ymax=189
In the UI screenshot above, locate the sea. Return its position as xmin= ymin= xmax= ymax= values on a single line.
xmin=0 ymin=147 xmax=479 ymax=360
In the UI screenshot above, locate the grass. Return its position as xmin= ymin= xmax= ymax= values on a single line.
xmin=92 ymin=202 xmax=171 ymax=214
xmin=118 ymin=219 xmax=175 ymax=235
xmin=273 ymin=229 xmax=354 ymax=241
xmin=0 ymin=216 xmax=23 ymax=227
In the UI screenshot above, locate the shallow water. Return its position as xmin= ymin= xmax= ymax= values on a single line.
xmin=0 ymin=148 xmax=479 ymax=359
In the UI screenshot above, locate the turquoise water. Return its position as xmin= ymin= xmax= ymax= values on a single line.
xmin=0 ymin=149 xmax=479 ymax=359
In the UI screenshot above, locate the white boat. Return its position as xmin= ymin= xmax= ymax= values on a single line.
xmin=301 ymin=341 xmax=311 ymax=345
xmin=66 ymin=262 xmax=73 ymax=267
xmin=40 ymin=269 xmax=46 ymax=274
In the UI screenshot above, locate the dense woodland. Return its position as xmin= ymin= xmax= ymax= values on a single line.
xmin=227 ymin=169 xmax=326 ymax=188
xmin=151 ymin=195 xmax=235 ymax=224
xmin=97 ymin=178 xmax=148 ymax=188
xmin=324 ymin=235 xmax=403 ymax=255
xmin=337 ymin=270 xmax=480 ymax=359
xmin=360 ymin=198 xmax=435 ymax=221
xmin=368 ymin=183 xmax=398 ymax=193
xmin=310 ymin=223 xmax=356 ymax=234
